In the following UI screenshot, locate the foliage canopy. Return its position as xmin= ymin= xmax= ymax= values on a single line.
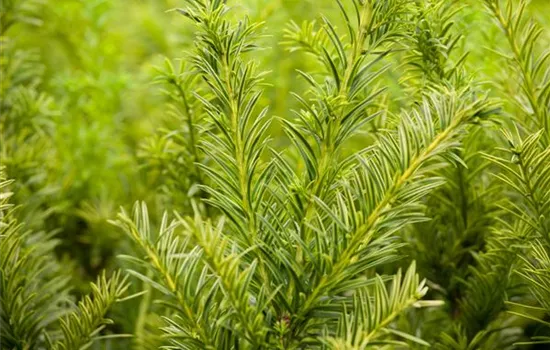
xmin=1 ymin=0 xmax=550 ymax=349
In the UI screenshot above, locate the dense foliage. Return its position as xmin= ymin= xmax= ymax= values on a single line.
xmin=1 ymin=0 xmax=550 ymax=349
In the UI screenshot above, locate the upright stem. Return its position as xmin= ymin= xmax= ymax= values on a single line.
xmin=172 ymin=81 xmax=210 ymax=215
xmin=489 ymin=2 xmax=550 ymax=145
xmin=221 ymin=57 xmax=257 ymax=241
xmin=300 ymin=1 xmax=373 ymax=230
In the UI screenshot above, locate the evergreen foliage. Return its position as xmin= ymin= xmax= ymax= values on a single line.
xmin=1 ymin=0 xmax=550 ymax=349
xmin=0 ymin=168 xmax=130 ymax=349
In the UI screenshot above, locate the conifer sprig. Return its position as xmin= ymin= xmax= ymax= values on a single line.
xmin=0 ymin=168 xmax=71 ymax=349
xmin=292 ymin=88 xmax=496 ymax=327
xmin=483 ymin=0 xmax=550 ymax=344
xmin=140 ymin=59 xmax=210 ymax=212
xmin=322 ymin=263 xmax=431 ymax=348
xmin=1 ymin=168 xmax=132 ymax=349
xmin=113 ymin=203 xmax=218 ymax=348
xmin=281 ymin=0 xmax=409 ymax=202
xmin=53 ymin=271 xmax=130 ymax=350
xmin=485 ymin=0 xmax=550 ymax=144
xmin=175 ymin=0 xmax=271 ymax=245
xmin=403 ymin=0 xmax=468 ymax=89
